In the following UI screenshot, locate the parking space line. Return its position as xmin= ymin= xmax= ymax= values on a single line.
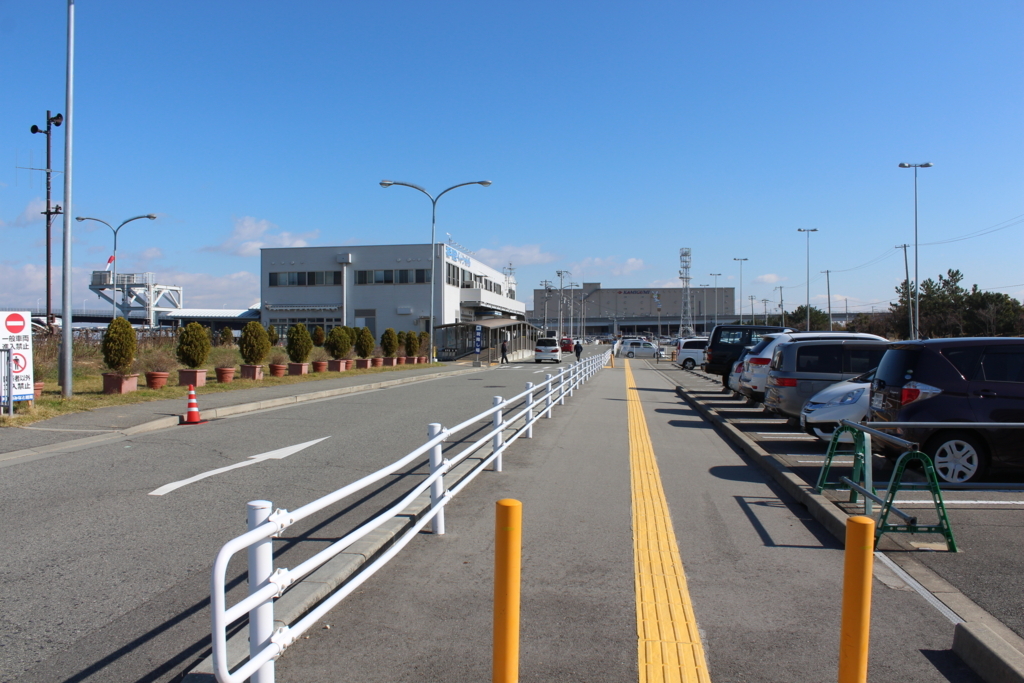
xmin=625 ymin=361 xmax=710 ymax=682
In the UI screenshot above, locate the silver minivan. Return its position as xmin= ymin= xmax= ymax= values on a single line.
xmin=763 ymin=339 xmax=889 ymax=418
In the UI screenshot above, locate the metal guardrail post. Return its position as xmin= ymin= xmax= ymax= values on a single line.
xmin=247 ymin=500 xmax=275 ymax=683
xmin=568 ymin=362 xmax=575 ymax=398
xmin=428 ymin=423 xmax=445 ymax=535
xmin=525 ymin=382 xmax=534 ymax=438
xmin=545 ymin=373 xmax=553 ymax=418
xmin=559 ymin=368 xmax=566 ymax=405
xmin=493 ymin=396 xmax=504 ymax=472
xmin=2 ymin=349 xmax=11 ymax=417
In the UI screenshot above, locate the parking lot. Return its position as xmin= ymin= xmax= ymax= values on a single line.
xmin=669 ymin=365 xmax=1024 ymax=644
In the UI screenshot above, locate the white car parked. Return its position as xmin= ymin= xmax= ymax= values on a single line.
xmin=534 ymin=337 xmax=562 ymax=363
xmin=618 ymin=339 xmax=663 ymax=358
xmin=674 ymin=337 xmax=708 ymax=370
xmin=800 ymin=369 xmax=874 ymax=442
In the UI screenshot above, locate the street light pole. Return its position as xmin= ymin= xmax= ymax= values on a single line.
xmin=710 ymin=273 xmax=721 ymax=329
xmin=75 ymin=214 xmax=156 ymax=319
xmin=556 ymin=270 xmax=570 ymax=339
xmin=733 ymin=259 xmax=747 ymax=324
xmin=821 ymin=269 xmax=832 ymax=330
xmin=899 ymin=162 xmax=933 ymax=339
xmin=796 ymin=228 xmax=818 ymax=330
xmin=380 ymin=179 xmax=491 ymax=360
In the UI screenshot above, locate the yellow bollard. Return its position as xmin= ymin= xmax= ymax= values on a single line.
xmin=839 ymin=516 xmax=875 ymax=683
xmin=494 ymin=499 xmax=522 ymax=683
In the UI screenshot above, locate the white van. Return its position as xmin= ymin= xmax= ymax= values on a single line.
xmin=674 ymin=338 xmax=708 ymax=369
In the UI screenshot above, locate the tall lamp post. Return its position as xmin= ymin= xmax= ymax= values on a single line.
xmin=710 ymin=273 xmax=721 ymax=329
xmin=75 ymin=214 xmax=156 ymax=319
xmin=30 ymin=111 xmax=64 ymax=329
xmin=796 ymin=228 xmax=818 ymax=330
xmin=380 ymin=180 xmax=491 ymax=360
xmin=898 ymin=162 xmax=933 ymax=339
xmin=733 ymin=259 xmax=747 ymax=324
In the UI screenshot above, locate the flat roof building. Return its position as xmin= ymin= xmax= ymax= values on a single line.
xmin=261 ymin=243 xmax=526 ymax=340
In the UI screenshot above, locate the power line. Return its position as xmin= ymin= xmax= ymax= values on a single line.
xmin=921 ymin=214 xmax=1024 ymax=246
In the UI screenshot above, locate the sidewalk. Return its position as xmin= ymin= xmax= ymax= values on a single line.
xmin=0 ymin=363 xmax=484 ymax=463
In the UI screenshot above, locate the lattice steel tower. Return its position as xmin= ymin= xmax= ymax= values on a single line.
xmin=678 ymin=247 xmax=695 ymax=337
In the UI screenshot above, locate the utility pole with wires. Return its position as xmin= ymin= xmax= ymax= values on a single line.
xmin=748 ymin=295 xmax=756 ymax=322
xmin=539 ymin=280 xmax=553 ymax=334
xmin=821 ymin=269 xmax=833 ymax=330
xmin=896 ymin=244 xmax=913 ymax=339
xmin=761 ymin=299 xmax=770 ymax=325
xmin=556 ymin=270 xmax=570 ymax=339
xmin=775 ymin=286 xmax=785 ymax=327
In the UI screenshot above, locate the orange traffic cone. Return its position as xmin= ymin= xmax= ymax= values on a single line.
xmin=179 ymin=384 xmax=208 ymax=425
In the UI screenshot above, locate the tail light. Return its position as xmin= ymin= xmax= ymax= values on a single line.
xmin=705 ymin=350 xmax=713 ymax=363
xmin=748 ymin=358 xmax=771 ymax=366
xmin=770 ymin=376 xmax=798 ymax=387
xmin=900 ymin=381 xmax=942 ymax=405
xmin=734 ymin=362 xmax=744 ymax=373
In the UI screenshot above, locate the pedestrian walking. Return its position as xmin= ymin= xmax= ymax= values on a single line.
xmin=574 ymin=340 xmax=583 ymax=362
xmin=500 ymin=339 xmax=509 ymax=364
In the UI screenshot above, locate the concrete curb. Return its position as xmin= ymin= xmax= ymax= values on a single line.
xmin=674 ymin=379 xmax=1024 ymax=683
xmin=0 ymin=368 xmax=483 ymax=466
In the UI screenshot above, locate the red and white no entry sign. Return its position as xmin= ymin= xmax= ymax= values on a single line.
xmin=5 ymin=313 xmax=26 ymax=334
xmin=11 ymin=353 xmax=27 ymax=372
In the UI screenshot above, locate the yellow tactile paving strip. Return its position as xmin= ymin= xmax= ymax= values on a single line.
xmin=625 ymin=361 xmax=711 ymax=683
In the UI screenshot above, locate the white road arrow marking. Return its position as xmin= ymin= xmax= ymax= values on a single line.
xmin=149 ymin=437 xmax=331 ymax=496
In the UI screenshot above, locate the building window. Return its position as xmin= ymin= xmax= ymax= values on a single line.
xmin=268 ymin=271 xmax=342 ymax=287
xmin=417 ymin=269 xmax=431 ymax=283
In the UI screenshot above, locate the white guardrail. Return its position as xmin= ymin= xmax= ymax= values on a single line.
xmin=209 ymin=350 xmax=612 ymax=683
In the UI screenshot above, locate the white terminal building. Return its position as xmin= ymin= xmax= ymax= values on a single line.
xmin=260 ymin=243 xmax=531 ymax=359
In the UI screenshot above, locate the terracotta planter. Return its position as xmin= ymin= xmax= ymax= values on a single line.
xmin=354 ymin=358 xmax=371 ymax=369
xmin=144 ymin=372 xmax=170 ymax=390
xmin=268 ymin=364 xmax=288 ymax=377
xmin=178 ymin=368 xmax=207 ymax=387
xmin=381 ymin=357 xmax=398 ymax=367
xmin=371 ymin=357 xmax=384 ymax=368
xmin=240 ymin=364 xmax=264 ymax=380
xmin=215 ymin=367 xmax=235 ymax=383
xmin=102 ymin=373 xmax=139 ymax=395
xmin=327 ymin=359 xmax=347 ymax=372
xmin=418 ymin=356 xmax=428 ymax=364
xmin=288 ymin=362 xmax=309 ymax=375
xmin=33 ymin=381 xmax=45 ymax=398
xmin=344 ymin=359 xmax=354 ymax=370
xmin=396 ymin=356 xmax=406 ymax=365
xmin=311 ymin=361 xmax=329 ymax=373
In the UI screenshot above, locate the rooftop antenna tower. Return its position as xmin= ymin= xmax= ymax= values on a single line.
xmin=678 ymin=247 xmax=694 ymax=337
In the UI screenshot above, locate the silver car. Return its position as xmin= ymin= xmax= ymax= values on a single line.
xmin=619 ymin=340 xmax=663 ymax=358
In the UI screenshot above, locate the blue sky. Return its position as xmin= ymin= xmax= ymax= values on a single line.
xmin=2 ymin=1 xmax=1021 ymax=315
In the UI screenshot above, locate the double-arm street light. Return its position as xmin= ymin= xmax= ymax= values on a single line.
xmin=898 ymin=162 xmax=933 ymax=339
xmin=380 ymin=180 xmax=491 ymax=360
xmin=796 ymin=228 xmax=818 ymax=330
xmin=75 ymin=214 xmax=156 ymax=320
xmin=733 ymin=259 xmax=747 ymax=324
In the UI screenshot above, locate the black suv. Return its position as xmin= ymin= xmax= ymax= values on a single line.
xmin=704 ymin=325 xmax=792 ymax=386
xmin=870 ymin=338 xmax=1024 ymax=483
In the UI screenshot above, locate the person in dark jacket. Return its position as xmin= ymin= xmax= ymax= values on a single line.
xmin=574 ymin=340 xmax=583 ymax=361
xmin=500 ymin=339 xmax=509 ymax=364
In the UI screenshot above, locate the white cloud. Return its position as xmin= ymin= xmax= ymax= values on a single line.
xmin=140 ymin=247 xmax=164 ymax=261
xmin=475 ymin=244 xmax=558 ymax=268
xmin=208 ymin=216 xmax=319 ymax=257
xmin=647 ymin=279 xmax=683 ymax=288
xmin=567 ymin=256 xmax=647 ymax=278
xmin=10 ymin=198 xmax=46 ymax=227
xmin=754 ymin=273 xmax=787 ymax=284
xmin=163 ymin=270 xmax=260 ymax=308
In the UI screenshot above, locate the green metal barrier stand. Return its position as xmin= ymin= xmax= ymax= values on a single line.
xmin=814 ymin=425 xmax=874 ymax=506
xmin=875 ymin=451 xmax=958 ymax=552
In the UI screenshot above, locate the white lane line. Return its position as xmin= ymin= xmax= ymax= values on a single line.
xmin=149 ymin=437 xmax=331 ymax=496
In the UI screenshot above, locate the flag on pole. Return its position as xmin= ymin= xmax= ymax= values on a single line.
xmin=104 ymin=255 xmax=115 ymax=271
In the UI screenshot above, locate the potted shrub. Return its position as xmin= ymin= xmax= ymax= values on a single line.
xmin=394 ymin=331 xmax=407 ymax=365
xmin=176 ymin=321 xmax=211 ymax=386
xmin=210 ymin=347 xmax=238 ymax=383
xmin=238 ymin=320 xmax=270 ymax=380
xmin=324 ymin=326 xmax=352 ymax=371
xmin=266 ymin=323 xmax=279 ymax=346
xmin=267 ymin=348 xmax=289 ymax=376
xmin=354 ymin=326 xmax=375 ymax=369
xmin=310 ymin=346 xmax=330 ymax=372
xmin=138 ymin=347 xmax=177 ymax=389
xmin=286 ymin=324 xmax=313 ymax=375
xmin=218 ymin=326 xmax=235 ymax=347
xmin=405 ymin=330 xmax=420 ymax=364
xmin=311 ymin=325 xmax=326 ymax=348
xmin=418 ymin=331 xmax=431 ymax=364
xmin=380 ymin=328 xmax=399 ymax=367
xmin=101 ymin=317 xmax=139 ymax=394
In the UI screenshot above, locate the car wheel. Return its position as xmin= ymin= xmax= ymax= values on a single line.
xmin=926 ymin=431 xmax=990 ymax=483
xmin=682 ymin=358 xmax=695 ymax=369
xmin=626 ymin=352 xmax=635 ymax=358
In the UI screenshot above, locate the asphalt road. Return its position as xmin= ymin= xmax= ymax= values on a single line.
xmin=0 ymin=350 xmax=1001 ymax=682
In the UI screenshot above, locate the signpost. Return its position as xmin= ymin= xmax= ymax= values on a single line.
xmin=1 ymin=312 xmax=35 ymax=412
